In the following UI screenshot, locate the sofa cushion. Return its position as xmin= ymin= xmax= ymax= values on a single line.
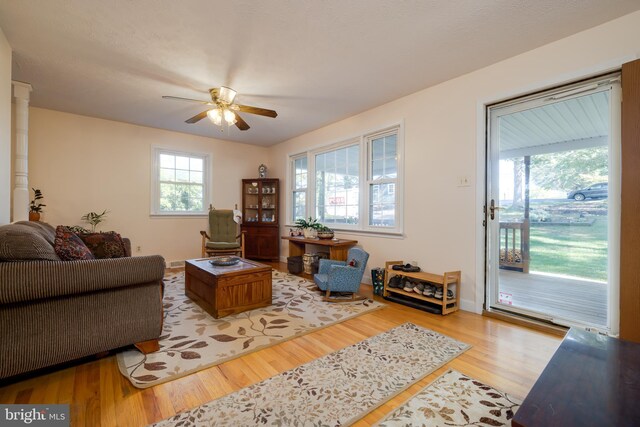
xmin=14 ymin=221 xmax=57 ymax=246
xmin=54 ymin=226 xmax=95 ymax=261
xmin=76 ymin=231 xmax=128 ymax=259
xmin=0 ymin=255 xmax=166 ymax=304
xmin=0 ymin=223 xmax=60 ymax=261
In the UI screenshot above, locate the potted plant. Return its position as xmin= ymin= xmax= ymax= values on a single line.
xmin=81 ymin=210 xmax=109 ymax=232
xmin=316 ymin=225 xmax=335 ymax=240
xmin=29 ymin=188 xmax=46 ymax=221
xmin=294 ymin=217 xmax=322 ymax=238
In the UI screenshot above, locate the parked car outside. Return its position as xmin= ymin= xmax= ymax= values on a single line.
xmin=567 ymin=182 xmax=608 ymax=201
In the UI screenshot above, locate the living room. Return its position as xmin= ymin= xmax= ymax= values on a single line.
xmin=1 ymin=2 xmax=640 ymax=426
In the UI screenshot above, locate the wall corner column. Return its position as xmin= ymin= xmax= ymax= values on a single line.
xmin=620 ymin=59 xmax=640 ymax=342
xmin=11 ymin=81 xmax=32 ymax=222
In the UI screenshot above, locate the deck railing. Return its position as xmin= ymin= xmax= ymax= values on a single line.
xmin=499 ymin=220 xmax=530 ymax=273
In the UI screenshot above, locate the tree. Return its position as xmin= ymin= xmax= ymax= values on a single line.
xmin=530 ymin=146 xmax=608 ymax=192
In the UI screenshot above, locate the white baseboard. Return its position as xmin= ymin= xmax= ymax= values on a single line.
xmin=168 ymin=260 xmax=185 ymax=268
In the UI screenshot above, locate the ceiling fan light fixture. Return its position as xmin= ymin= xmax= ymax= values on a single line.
xmin=223 ymin=108 xmax=237 ymax=125
xmin=219 ymin=86 xmax=237 ymax=104
xmin=207 ymin=108 xmax=222 ymax=126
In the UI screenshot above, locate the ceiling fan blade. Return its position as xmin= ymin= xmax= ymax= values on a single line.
xmin=236 ymin=104 xmax=278 ymax=118
xmin=163 ymin=95 xmax=212 ymax=105
xmin=185 ymin=110 xmax=209 ymax=124
xmin=234 ymin=113 xmax=250 ymax=131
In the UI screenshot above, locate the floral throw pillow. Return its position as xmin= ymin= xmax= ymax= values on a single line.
xmin=76 ymin=231 xmax=127 ymax=259
xmin=54 ymin=226 xmax=95 ymax=261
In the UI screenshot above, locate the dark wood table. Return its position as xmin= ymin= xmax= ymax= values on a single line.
xmin=185 ymin=258 xmax=272 ymax=319
xmin=281 ymin=236 xmax=358 ymax=261
xmin=513 ymin=327 xmax=640 ymax=427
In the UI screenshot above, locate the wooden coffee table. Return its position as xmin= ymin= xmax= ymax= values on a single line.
xmin=185 ymin=257 xmax=272 ymax=319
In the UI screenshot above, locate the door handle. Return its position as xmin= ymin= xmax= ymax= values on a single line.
xmin=489 ymin=199 xmax=500 ymax=220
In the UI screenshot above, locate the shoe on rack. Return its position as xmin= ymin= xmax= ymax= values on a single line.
xmin=413 ymin=282 xmax=425 ymax=294
xmin=403 ymin=280 xmax=415 ymax=293
xmin=434 ymin=288 xmax=444 ymax=300
xmin=388 ymin=276 xmax=401 ymax=288
xmin=446 ymin=289 xmax=454 ymax=300
xmin=401 ymin=264 xmax=421 ymax=272
xmin=392 ymin=264 xmax=405 ymax=271
xmin=422 ymin=284 xmax=436 ymax=298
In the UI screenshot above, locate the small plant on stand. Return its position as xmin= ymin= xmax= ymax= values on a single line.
xmin=81 ymin=210 xmax=109 ymax=232
xmin=29 ymin=188 xmax=46 ymax=221
xmin=294 ymin=217 xmax=323 ymax=238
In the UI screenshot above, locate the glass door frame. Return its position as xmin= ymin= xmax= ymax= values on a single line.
xmin=484 ymin=74 xmax=621 ymax=333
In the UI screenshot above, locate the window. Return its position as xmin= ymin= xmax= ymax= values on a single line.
xmin=152 ymin=148 xmax=210 ymax=215
xmin=292 ymin=156 xmax=307 ymax=221
xmin=289 ymin=125 xmax=402 ymax=233
xmin=316 ymin=144 xmax=360 ymax=226
xmin=368 ymin=131 xmax=398 ymax=228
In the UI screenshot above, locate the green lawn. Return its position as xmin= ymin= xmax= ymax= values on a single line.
xmin=529 ymin=218 xmax=608 ymax=281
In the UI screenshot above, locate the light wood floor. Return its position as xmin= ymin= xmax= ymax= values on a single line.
xmin=0 ymin=262 xmax=562 ymax=426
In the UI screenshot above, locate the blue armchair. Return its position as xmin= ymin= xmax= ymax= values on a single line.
xmin=313 ymin=248 xmax=370 ymax=302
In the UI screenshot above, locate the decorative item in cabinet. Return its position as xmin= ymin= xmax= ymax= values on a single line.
xmin=383 ymin=261 xmax=461 ymax=315
xmin=241 ymin=178 xmax=279 ymax=260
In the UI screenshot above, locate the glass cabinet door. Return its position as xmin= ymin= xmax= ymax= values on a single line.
xmin=243 ymin=179 xmax=279 ymax=225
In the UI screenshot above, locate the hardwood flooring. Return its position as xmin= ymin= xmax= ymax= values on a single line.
xmin=0 ymin=262 xmax=562 ymax=426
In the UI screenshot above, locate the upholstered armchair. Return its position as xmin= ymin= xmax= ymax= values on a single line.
xmin=200 ymin=208 xmax=245 ymax=258
xmin=313 ymin=247 xmax=370 ymax=302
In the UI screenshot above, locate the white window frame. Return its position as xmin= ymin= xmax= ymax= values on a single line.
xmin=150 ymin=147 xmax=211 ymax=216
xmin=287 ymin=123 xmax=403 ymax=235
xmin=291 ymin=153 xmax=308 ymax=222
xmin=311 ymin=138 xmax=362 ymax=231
xmin=366 ymin=128 xmax=401 ymax=231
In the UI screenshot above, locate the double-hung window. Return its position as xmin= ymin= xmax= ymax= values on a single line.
xmin=315 ymin=143 xmax=360 ymax=226
xmin=152 ymin=148 xmax=210 ymax=215
xmin=367 ymin=130 xmax=398 ymax=228
xmin=289 ymin=125 xmax=402 ymax=234
xmin=292 ymin=156 xmax=308 ymax=221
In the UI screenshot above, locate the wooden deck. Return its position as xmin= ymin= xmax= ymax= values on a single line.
xmin=499 ymin=270 xmax=607 ymax=327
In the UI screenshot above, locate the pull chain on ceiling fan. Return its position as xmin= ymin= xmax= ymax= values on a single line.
xmin=162 ymin=86 xmax=277 ymax=131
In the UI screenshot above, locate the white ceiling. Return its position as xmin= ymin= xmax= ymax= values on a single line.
xmin=1 ymin=1 xmax=639 ymax=147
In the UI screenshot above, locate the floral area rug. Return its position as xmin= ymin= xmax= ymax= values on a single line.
xmin=117 ymin=270 xmax=384 ymax=388
xmin=151 ymin=323 xmax=470 ymax=426
xmin=376 ymin=370 xmax=522 ymax=427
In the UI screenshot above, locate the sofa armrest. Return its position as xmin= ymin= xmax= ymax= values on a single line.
xmin=122 ymin=237 xmax=132 ymax=257
xmin=0 ymin=255 xmax=165 ymax=305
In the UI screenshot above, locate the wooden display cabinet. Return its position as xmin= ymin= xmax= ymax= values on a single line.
xmin=241 ymin=178 xmax=280 ymax=261
xmin=383 ymin=261 xmax=461 ymax=315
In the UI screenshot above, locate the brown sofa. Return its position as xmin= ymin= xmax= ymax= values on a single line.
xmin=0 ymin=221 xmax=165 ymax=379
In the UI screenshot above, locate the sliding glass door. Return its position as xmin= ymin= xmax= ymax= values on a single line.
xmin=486 ymin=75 xmax=621 ymax=332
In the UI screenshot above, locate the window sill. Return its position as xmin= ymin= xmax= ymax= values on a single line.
xmin=150 ymin=213 xmax=208 ymax=218
xmin=284 ymin=224 xmax=404 ymax=239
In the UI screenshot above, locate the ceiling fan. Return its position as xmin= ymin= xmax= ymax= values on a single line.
xmin=162 ymin=86 xmax=277 ymax=131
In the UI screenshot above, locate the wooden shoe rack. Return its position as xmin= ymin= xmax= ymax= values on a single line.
xmin=383 ymin=260 xmax=461 ymax=315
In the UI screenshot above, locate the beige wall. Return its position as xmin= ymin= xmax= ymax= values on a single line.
xmin=269 ymin=11 xmax=640 ymax=312
xmin=0 ymin=26 xmax=10 ymax=224
xmin=28 ymin=108 xmax=269 ymax=263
